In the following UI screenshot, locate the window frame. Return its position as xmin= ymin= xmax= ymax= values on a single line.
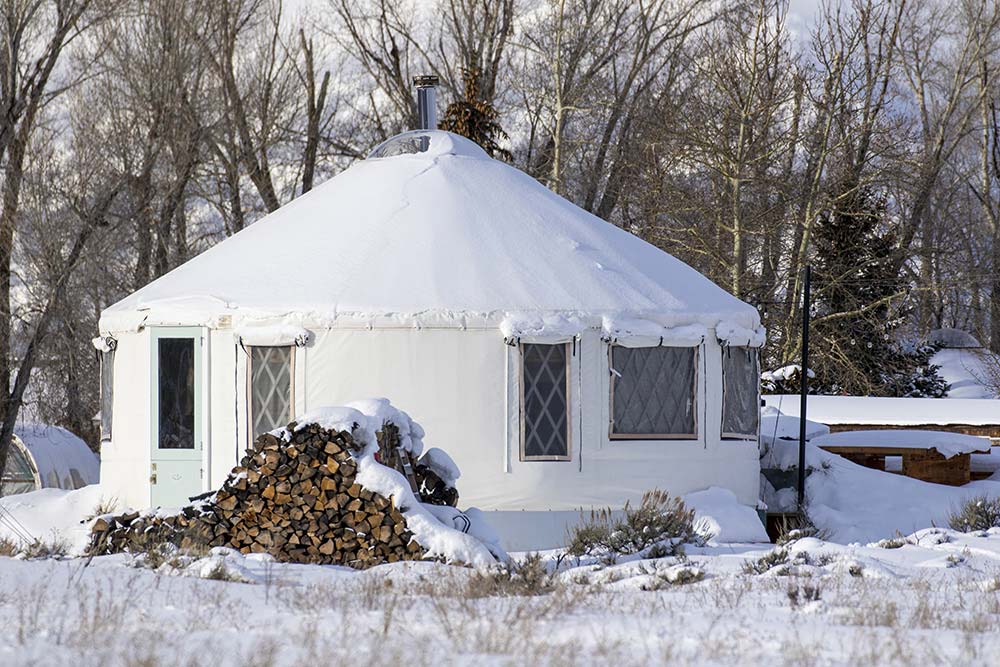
xmin=246 ymin=344 xmax=296 ymax=444
xmin=518 ymin=342 xmax=572 ymax=462
xmin=607 ymin=343 xmax=700 ymax=441
xmin=720 ymin=345 xmax=760 ymax=440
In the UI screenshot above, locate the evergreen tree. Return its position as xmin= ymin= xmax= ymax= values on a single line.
xmin=439 ymin=67 xmax=511 ymax=161
xmin=810 ymin=184 xmax=948 ymax=397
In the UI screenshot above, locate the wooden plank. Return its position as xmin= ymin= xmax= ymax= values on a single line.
xmin=901 ymin=451 xmax=971 ymax=486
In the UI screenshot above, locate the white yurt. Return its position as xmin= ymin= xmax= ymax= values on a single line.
xmin=1 ymin=425 xmax=100 ymax=496
xmin=96 ymin=129 xmax=765 ymax=549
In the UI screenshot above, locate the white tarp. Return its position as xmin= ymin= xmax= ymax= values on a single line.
xmin=234 ymin=324 xmax=312 ymax=347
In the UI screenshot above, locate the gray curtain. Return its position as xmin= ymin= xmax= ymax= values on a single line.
xmin=722 ymin=346 xmax=760 ymax=437
xmin=611 ymin=346 xmax=697 ymax=436
xmin=100 ymin=349 xmax=115 ymax=441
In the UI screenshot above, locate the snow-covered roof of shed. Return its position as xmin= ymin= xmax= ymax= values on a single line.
xmin=100 ymin=130 xmax=760 ymax=334
xmin=925 ymin=328 xmax=981 ymax=349
xmin=13 ymin=424 xmax=99 ymax=490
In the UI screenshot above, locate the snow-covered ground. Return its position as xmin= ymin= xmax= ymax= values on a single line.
xmin=3 ymin=463 xmax=1000 ymax=665
xmin=0 ymin=530 xmax=1000 ymax=666
xmin=4 ymin=405 xmax=1000 ymax=665
xmin=932 ymin=347 xmax=1000 ymax=399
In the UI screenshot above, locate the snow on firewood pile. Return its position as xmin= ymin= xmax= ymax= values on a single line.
xmin=88 ymin=399 xmax=504 ymax=568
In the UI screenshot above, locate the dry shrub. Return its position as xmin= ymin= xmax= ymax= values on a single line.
xmin=0 ymin=536 xmax=18 ymax=557
xmin=786 ymin=579 xmax=822 ymax=608
xmin=637 ymin=562 xmax=706 ymax=590
xmin=21 ymin=536 xmax=69 ymax=559
xmin=466 ymin=552 xmax=555 ymax=597
xmin=0 ymin=534 xmax=70 ymax=559
xmin=742 ymin=547 xmax=790 ymax=575
xmin=949 ymin=496 xmax=1000 ymax=532
xmin=567 ymin=490 xmax=704 ymax=563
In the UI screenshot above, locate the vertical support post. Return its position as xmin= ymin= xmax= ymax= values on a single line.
xmin=797 ymin=264 xmax=811 ymax=511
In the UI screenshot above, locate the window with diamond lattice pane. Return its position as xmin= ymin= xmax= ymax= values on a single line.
xmin=722 ymin=346 xmax=759 ymax=438
xmin=521 ymin=343 xmax=570 ymax=460
xmin=250 ymin=346 xmax=293 ymax=439
xmin=611 ymin=346 xmax=697 ymax=437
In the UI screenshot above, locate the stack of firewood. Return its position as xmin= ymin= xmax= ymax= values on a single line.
xmin=89 ymin=421 xmax=427 ymax=568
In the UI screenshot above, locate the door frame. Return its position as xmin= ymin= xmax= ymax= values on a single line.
xmin=149 ymin=326 xmax=205 ymax=504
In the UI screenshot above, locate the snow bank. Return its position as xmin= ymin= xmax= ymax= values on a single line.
xmin=805 ymin=446 xmax=1000 ymax=543
xmin=931 ymin=348 xmax=999 ymax=399
xmin=0 ymin=485 xmax=105 ymax=554
xmin=683 ymin=487 xmax=768 ymax=543
xmin=760 ymin=408 xmax=1000 ymax=542
xmin=810 ymin=429 xmax=991 ymax=458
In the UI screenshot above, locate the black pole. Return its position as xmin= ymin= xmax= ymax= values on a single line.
xmin=797 ymin=265 xmax=811 ymax=511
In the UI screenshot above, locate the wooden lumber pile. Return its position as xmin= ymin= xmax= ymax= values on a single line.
xmin=89 ymin=422 xmax=427 ymax=568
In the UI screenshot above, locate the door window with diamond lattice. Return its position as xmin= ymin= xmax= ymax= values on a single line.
xmin=520 ymin=343 xmax=570 ymax=460
xmin=610 ymin=346 xmax=697 ymax=438
xmin=249 ymin=346 xmax=293 ymax=439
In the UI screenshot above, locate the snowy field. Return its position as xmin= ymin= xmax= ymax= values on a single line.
xmin=1 ymin=531 xmax=1000 ymax=666
xmin=3 ymin=431 xmax=1000 ymax=666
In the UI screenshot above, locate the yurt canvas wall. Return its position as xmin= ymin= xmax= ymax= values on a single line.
xmin=96 ymin=131 xmax=765 ymax=548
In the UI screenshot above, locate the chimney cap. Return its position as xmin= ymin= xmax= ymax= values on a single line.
xmin=413 ymin=74 xmax=439 ymax=88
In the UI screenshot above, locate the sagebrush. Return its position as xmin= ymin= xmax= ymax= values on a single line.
xmin=465 ymin=552 xmax=555 ymax=597
xmin=567 ymin=490 xmax=705 ymax=563
xmin=949 ymin=496 xmax=1000 ymax=532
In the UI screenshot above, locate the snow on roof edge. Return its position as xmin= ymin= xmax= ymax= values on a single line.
xmin=99 ymin=307 xmax=761 ymax=338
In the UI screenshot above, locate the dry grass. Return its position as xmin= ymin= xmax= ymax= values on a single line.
xmin=1 ymin=552 xmax=1000 ymax=666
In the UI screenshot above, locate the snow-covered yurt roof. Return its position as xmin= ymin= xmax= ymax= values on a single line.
xmin=100 ymin=131 xmax=761 ymax=340
xmin=1 ymin=425 xmax=99 ymax=494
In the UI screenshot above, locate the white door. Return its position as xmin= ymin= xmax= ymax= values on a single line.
xmin=150 ymin=327 xmax=203 ymax=507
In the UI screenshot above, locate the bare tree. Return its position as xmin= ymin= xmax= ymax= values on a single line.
xmin=0 ymin=0 xmax=114 ymax=483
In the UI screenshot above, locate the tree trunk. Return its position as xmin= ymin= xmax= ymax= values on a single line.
xmin=0 ymin=129 xmax=30 ymax=425
xmin=300 ymin=30 xmax=329 ymax=195
xmin=0 ymin=185 xmax=117 ymax=490
xmin=992 ymin=225 xmax=1000 ymax=353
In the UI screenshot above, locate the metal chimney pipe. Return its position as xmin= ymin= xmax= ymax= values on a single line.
xmin=413 ymin=75 xmax=439 ymax=130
